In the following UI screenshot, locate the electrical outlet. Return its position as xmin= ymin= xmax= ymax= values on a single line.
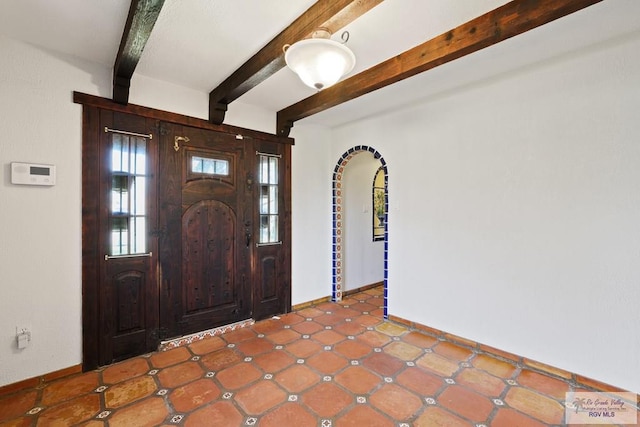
xmin=15 ymin=326 xmax=31 ymax=349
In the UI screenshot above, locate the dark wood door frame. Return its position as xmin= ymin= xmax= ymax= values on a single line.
xmin=78 ymin=93 xmax=292 ymax=371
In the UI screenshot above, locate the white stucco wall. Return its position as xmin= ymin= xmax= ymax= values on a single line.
xmin=0 ymin=35 xmax=105 ymax=387
xmin=329 ymin=31 xmax=640 ymax=392
xmin=342 ymin=152 xmax=384 ymax=291
xmin=289 ymin=124 xmax=333 ymax=305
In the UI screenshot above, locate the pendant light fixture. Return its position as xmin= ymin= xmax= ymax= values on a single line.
xmin=284 ymin=28 xmax=355 ymax=91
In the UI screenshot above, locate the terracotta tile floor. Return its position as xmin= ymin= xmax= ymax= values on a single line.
xmin=0 ymin=287 xmax=636 ymax=426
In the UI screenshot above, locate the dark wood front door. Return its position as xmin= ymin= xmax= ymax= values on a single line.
xmin=81 ymin=98 xmax=291 ymax=370
xmin=158 ymin=124 xmax=253 ymax=337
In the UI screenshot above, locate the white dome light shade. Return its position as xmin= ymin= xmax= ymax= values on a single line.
xmin=285 ymin=38 xmax=355 ymax=90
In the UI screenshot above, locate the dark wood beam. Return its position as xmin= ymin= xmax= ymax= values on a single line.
xmin=208 ymin=0 xmax=383 ymax=124
xmin=277 ymin=0 xmax=603 ymax=136
xmin=113 ymin=0 xmax=165 ymax=105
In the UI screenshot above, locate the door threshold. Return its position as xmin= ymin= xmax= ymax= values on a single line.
xmin=158 ymin=318 xmax=255 ymax=352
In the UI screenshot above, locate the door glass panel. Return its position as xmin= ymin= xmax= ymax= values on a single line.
xmin=109 ymin=134 xmax=148 ymax=256
xmin=111 ymin=217 xmax=128 ymax=254
xmin=257 ymin=154 xmax=279 ymax=244
xmin=191 ymin=156 xmax=229 ymax=176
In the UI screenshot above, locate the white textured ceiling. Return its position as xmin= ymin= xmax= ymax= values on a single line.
xmin=1 ymin=0 xmax=639 ymax=130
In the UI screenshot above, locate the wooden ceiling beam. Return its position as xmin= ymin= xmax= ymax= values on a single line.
xmin=277 ymin=0 xmax=603 ymax=136
xmin=113 ymin=0 xmax=165 ymax=105
xmin=208 ymin=0 xmax=383 ymax=124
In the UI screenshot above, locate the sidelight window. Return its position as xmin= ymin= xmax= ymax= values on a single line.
xmin=257 ymin=153 xmax=279 ymax=244
xmin=110 ymin=134 xmax=148 ymax=256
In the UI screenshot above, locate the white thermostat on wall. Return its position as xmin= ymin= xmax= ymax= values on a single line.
xmin=11 ymin=162 xmax=56 ymax=186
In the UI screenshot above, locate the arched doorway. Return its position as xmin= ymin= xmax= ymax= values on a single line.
xmin=332 ymin=146 xmax=388 ymax=318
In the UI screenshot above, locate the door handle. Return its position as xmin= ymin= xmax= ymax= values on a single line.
xmin=245 ymin=222 xmax=252 ymax=248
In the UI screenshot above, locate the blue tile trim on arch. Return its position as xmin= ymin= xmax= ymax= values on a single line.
xmin=332 ymin=146 xmax=388 ymax=319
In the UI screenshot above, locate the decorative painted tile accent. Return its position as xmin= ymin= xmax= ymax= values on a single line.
xmin=426 ymin=398 xmax=437 ymax=405
xmin=244 ymin=357 xmax=253 ymax=362
xmin=333 ymin=146 xmax=388 ymax=315
xmin=96 ymin=410 xmax=111 ymax=419
xmin=157 ymin=389 xmax=168 ymax=396
xmin=324 ymin=346 xmax=332 ymax=351
xmin=407 ymin=361 xmax=415 ymax=367
xmin=302 ymin=335 xmax=310 ymax=339
xmin=264 ymin=374 xmax=273 ymax=380
xmin=445 ymin=378 xmax=456 ymax=384
xmin=257 ymin=334 xmax=265 ymax=338
xmin=347 ymin=336 xmax=355 ymax=340
xmin=275 ymin=345 xmax=284 ymax=350
xmin=148 ymin=369 xmax=159 ymax=375
xmin=460 ymin=362 xmax=471 ymax=368
xmin=27 ymin=407 xmax=43 ymax=415
xmin=158 ymin=318 xmax=255 ymax=351
xmin=322 ymin=420 xmax=332 ymax=427
xmin=323 ymin=376 xmax=332 ymax=382
xmin=94 ymin=385 xmax=108 ymax=393
xmin=351 ymin=360 xmax=360 ymax=365
xmin=357 ymin=396 xmax=367 ymax=404
xmin=205 ymin=372 xmax=215 ymax=378
xmin=228 ymin=343 xmax=236 ymax=348
xmin=246 ymin=417 xmax=258 ymax=425
xmin=170 ymin=414 xmax=184 ymax=423
xmin=288 ymin=395 xmax=298 ymax=402
xmin=297 ymin=359 xmax=305 ymax=364
xmin=222 ymin=392 xmax=233 ymax=399
xmin=506 ymin=379 xmax=517 ymax=385
xmin=374 ymin=348 xmax=382 ymax=353
xmin=384 ymin=377 xmax=393 ymax=383
xmin=493 ymin=399 xmax=504 ymax=406
xmin=345 ymin=318 xmax=352 ymax=322
xmin=325 ymin=326 xmax=332 ymax=329
xmin=191 ymin=356 xmax=200 ymax=361
xmin=425 ymin=349 xmax=433 ymax=353
xmin=284 ymin=325 xmax=291 ymax=329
